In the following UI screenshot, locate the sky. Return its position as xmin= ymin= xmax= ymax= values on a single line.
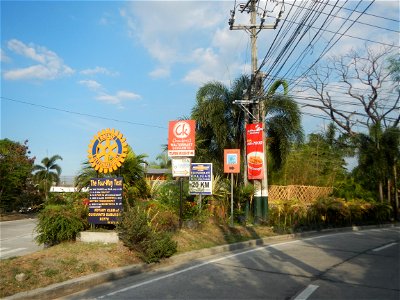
xmin=1 ymin=0 xmax=399 ymax=177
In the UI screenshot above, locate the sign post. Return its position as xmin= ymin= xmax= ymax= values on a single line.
xmin=87 ymin=128 xmax=128 ymax=226
xmin=189 ymin=163 xmax=213 ymax=195
xmin=168 ymin=120 xmax=196 ymax=228
xmin=224 ymin=149 xmax=240 ymax=226
xmin=189 ymin=163 xmax=213 ymax=211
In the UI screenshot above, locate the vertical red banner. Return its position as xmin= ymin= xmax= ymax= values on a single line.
xmin=246 ymin=123 xmax=264 ymax=180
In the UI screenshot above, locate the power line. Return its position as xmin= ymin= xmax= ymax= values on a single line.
xmin=323 ymin=0 xmax=399 ymax=23
xmin=287 ymin=1 xmax=376 ymax=93
xmin=282 ymin=16 xmax=398 ymax=48
xmin=284 ymin=1 xmax=400 ymax=33
xmin=0 ymin=96 xmax=167 ymax=129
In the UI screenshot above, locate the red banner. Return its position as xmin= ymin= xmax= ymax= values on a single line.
xmin=168 ymin=120 xmax=196 ymax=157
xmin=246 ymin=123 xmax=264 ymax=180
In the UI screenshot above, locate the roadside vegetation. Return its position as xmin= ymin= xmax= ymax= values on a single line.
xmin=0 ymin=45 xmax=398 ymax=297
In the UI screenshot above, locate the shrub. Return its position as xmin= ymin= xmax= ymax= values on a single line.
xmin=139 ymin=231 xmax=177 ymax=263
xmin=35 ymin=204 xmax=88 ymax=246
xmin=118 ymin=206 xmax=177 ymax=263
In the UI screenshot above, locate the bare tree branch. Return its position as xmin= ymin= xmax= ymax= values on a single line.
xmin=305 ymin=45 xmax=398 ymax=135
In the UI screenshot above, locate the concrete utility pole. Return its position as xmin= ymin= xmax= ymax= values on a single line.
xmin=230 ymin=0 xmax=283 ymax=222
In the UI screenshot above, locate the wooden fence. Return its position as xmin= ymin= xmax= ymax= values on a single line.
xmin=268 ymin=185 xmax=333 ymax=202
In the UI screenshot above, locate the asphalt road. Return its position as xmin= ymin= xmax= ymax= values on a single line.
xmin=0 ymin=218 xmax=43 ymax=259
xmin=61 ymin=227 xmax=399 ymax=300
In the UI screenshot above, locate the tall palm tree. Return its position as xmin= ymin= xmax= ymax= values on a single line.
xmin=262 ymin=79 xmax=303 ymax=170
xmin=191 ymin=75 xmax=303 ymax=176
xmin=191 ymin=75 xmax=249 ymax=174
xmin=33 ymin=155 xmax=62 ymax=200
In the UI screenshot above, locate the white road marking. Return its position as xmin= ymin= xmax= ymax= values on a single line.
xmin=372 ymin=242 xmax=398 ymax=252
xmin=99 ymin=239 xmax=302 ymax=298
xmin=294 ymin=284 xmax=319 ymax=300
xmin=98 ymin=228 xmax=395 ymax=299
xmin=0 ymin=247 xmax=27 ymax=258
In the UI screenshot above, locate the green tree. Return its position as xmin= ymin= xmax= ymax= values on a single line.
xmin=192 ymin=75 xmax=249 ymax=174
xmin=271 ymin=123 xmax=348 ymax=186
xmin=155 ymin=150 xmax=171 ymax=169
xmin=120 ymin=147 xmax=149 ymax=208
xmin=191 ymin=75 xmax=303 ymax=176
xmin=353 ymin=123 xmax=400 ymax=204
xmin=0 ymin=139 xmax=37 ymax=212
xmin=262 ymin=79 xmax=303 ymax=170
xmin=33 ymin=155 xmax=63 ymax=200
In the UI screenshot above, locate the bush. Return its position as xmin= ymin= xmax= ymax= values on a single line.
xmin=139 ymin=231 xmax=177 ymax=263
xmin=118 ymin=206 xmax=177 ymax=263
xmin=35 ymin=204 xmax=88 ymax=246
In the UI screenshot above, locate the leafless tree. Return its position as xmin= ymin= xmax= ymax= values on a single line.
xmin=305 ymin=45 xmax=399 ymax=136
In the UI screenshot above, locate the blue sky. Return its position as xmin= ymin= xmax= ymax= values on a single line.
xmin=1 ymin=1 xmax=399 ymax=177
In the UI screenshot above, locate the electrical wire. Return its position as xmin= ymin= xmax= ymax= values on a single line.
xmin=285 ymin=1 xmax=400 ymax=33
xmin=287 ymin=1 xmax=377 ymax=93
xmin=0 ymin=96 xmax=167 ymax=129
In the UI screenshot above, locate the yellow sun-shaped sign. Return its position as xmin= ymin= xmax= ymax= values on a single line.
xmin=88 ymin=128 xmax=128 ymax=173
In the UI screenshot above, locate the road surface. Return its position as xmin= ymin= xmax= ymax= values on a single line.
xmin=0 ymin=218 xmax=43 ymax=259
xmin=61 ymin=227 xmax=399 ymax=300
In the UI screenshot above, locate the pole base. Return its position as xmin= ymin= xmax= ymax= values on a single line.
xmin=253 ymin=196 xmax=268 ymax=223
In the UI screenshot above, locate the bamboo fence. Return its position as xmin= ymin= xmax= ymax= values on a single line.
xmin=268 ymin=185 xmax=333 ymax=203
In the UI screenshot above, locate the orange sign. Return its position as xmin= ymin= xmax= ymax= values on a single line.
xmin=224 ymin=149 xmax=240 ymax=173
xmin=168 ymin=120 xmax=196 ymax=157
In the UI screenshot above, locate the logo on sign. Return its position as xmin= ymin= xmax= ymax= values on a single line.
xmin=173 ymin=121 xmax=191 ymax=139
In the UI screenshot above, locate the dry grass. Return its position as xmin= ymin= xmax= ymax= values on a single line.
xmin=0 ymin=219 xmax=275 ymax=298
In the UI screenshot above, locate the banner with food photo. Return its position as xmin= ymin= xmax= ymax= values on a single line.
xmin=246 ymin=123 xmax=264 ymax=180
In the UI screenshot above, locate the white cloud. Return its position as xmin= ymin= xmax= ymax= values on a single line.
xmin=96 ymin=90 xmax=141 ymax=105
xmin=78 ymin=79 xmax=103 ymax=91
xmin=149 ymin=67 xmax=170 ymax=79
xmin=1 ymin=49 xmax=11 ymax=62
xmin=121 ymin=1 xmax=237 ymax=84
xmin=79 ymin=78 xmax=141 ymax=107
xmin=3 ymin=39 xmax=74 ymax=80
xmin=80 ymin=66 xmax=118 ymax=76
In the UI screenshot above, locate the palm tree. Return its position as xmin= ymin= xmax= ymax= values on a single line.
xmin=262 ymin=79 xmax=303 ymax=170
xmin=191 ymin=75 xmax=249 ymax=174
xmin=33 ymin=155 xmax=62 ymax=200
xmin=192 ymin=75 xmax=303 ymax=176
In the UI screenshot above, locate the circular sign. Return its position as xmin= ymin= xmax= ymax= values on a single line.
xmin=87 ymin=128 xmax=128 ymax=174
xmin=173 ymin=121 xmax=191 ymax=139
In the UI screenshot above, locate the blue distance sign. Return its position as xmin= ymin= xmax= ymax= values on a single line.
xmin=88 ymin=177 xmax=123 ymax=224
xmin=189 ymin=163 xmax=213 ymax=195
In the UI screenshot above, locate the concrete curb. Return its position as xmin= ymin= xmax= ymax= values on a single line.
xmin=5 ymin=223 xmax=399 ymax=300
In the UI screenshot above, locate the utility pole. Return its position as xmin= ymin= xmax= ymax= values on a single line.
xmin=230 ymin=0 xmax=283 ymax=222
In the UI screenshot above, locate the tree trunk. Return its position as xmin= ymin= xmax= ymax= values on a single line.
xmin=394 ymin=163 xmax=399 ymax=221
xmin=379 ymin=181 xmax=384 ymax=203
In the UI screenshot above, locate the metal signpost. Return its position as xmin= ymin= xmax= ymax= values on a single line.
xmin=224 ymin=149 xmax=241 ymax=226
xmin=189 ymin=163 xmax=213 ymax=211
